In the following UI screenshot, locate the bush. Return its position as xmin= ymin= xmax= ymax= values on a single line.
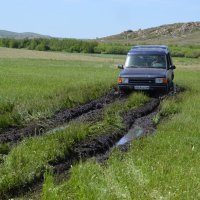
xmin=36 ymin=43 xmax=50 ymax=51
xmin=185 ymin=50 xmax=200 ymax=58
xmin=1 ymin=37 xmax=200 ymax=58
xmin=171 ymin=49 xmax=185 ymax=57
xmin=94 ymin=44 xmax=131 ymax=55
xmin=28 ymin=39 xmax=39 ymax=50
xmin=1 ymin=38 xmax=10 ymax=47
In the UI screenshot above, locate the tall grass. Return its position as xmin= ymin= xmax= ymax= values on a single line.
xmin=41 ymin=69 xmax=200 ymax=199
xmin=170 ymin=45 xmax=200 ymax=58
xmin=0 ymin=58 xmax=118 ymax=129
xmin=0 ymin=93 xmax=149 ymax=198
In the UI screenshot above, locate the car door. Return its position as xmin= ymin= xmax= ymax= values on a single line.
xmin=166 ymin=53 xmax=173 ymax=82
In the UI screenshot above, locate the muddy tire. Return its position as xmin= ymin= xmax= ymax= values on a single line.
xmin=165 ymin=83 xmax=170 ymax=94
xmin=118 ymin=88 xmax=130 ymax=95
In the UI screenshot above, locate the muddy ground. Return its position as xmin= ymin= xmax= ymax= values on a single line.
xmin=1 ymin=86 xmax=183 ymax=199
xmin=8 ymin=97 xmax=160 ymax=199
xmin=0 ymin=89 xmax=125 ymax=144
xmin=52 ymin=98 xmax=159 ymax=174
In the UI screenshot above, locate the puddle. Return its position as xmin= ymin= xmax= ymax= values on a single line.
xmin=46 ymin=124 xmax=69 ymax=135
xmin=116 ymin=126 xmax=144 ymax=146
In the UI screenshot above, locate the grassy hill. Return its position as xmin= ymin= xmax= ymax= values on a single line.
xmin=0 ymin=30 xmax=51 ymax=39
xmin=98 ymin=22 xmax=200 ymax=45
xmin=1 ymin=22 xmax=200 ymax=58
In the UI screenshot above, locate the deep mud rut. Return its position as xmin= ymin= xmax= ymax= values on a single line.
xmin=0 ymin=89 xmax=125 ymax=144
xmin=9 ymin=97 xmax=161 ymax=199
xmin=52 ymin=98 xmax=160 ymax=174
xmin=3 ymin=86 xmax=183 ymax=199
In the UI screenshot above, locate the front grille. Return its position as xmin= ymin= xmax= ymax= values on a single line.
xmin=129 ymin=78 xmax=155 ymax=85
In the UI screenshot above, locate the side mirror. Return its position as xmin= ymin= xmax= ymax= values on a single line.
xmin=170 ymin=65 xmax=176 ymax=70
xmin=118 ymin=64 xmax=124 ymax=69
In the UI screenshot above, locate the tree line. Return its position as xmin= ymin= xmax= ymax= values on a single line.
xmin=0 ymin=38 xmax=130 ymax=55
xmin=0 ymin=38 xmax=200 ymax=58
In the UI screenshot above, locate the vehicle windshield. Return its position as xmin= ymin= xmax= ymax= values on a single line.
xmin=124 ymin=54 xmax=167 ymax=69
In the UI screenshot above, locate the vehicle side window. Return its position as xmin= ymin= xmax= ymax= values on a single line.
xmin=166 ymin=53 xmax=172 ymax=68
xmin=169 ymin=53 xmax=173 ymax=65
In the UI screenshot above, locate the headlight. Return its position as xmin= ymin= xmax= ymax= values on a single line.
xmin=118 ymin=77 xmax=128 ymax=84
xmin=155 ymin=78 xmax=168 ymax=84
xmin=122 ymin=78 xmax=129 ymax=83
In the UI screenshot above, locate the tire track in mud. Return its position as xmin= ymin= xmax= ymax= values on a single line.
xmin=52 ymin=88 xmax=182 ymax=177
xmin=0 ymin=89 xmax=124 ymax=144
xmin=6 ymin=97 xmax=160 ymax=199
xmin=3 ymin=86 xmax=184 ymax=199
xmin=52 ymin=98 xmax=160 ymax=174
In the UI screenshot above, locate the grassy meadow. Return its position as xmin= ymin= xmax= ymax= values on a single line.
xmin=0 ymin=91 xmax=148 ymax=198
xmin=0 ymin=48 xmax=124 ymax=129
xmin=0 ymin=47 xmax=200 ymax=199
xmin=41 ymin=57 xmax=200 ymax=199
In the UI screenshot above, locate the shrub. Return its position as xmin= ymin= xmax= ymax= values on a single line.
xmin=1 ymin=37 xmax=200 ymax=58
xmin=9 ymin=39 xmax=20 ymax=48
xmin=185 ymin=50 xmax=200 ymax=58
xmin=171 ymin=49 xmax=185 ymax=57
xmin=28 ymin=39 xmax=39 ymax=50
xmin=36 ymin=43 xmax=50 ymax=51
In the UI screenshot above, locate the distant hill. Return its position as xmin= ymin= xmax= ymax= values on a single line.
xmin=0 ymin=30 xmax=51 ymax=39
xmin=98 ymin=22 xmax=200 ymax=45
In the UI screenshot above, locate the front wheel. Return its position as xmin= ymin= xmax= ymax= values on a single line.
xmin=118 ymin=88 xmax=130 ymax=95
xmin=166 ymin=81 xmax=175 ymax=94
xmin=166 ymin=84 xmax=170 ymax=93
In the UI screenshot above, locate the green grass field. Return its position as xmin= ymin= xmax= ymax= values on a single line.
xmin=0 ymin=92 xmax=149 ymax=199
xmin=40 ymin=58 xmax=200 ymax=200
xmin=0 ymin=48 xmax=200 ymax=199
xmin=0 ymin=49 xmax=124 ymax=129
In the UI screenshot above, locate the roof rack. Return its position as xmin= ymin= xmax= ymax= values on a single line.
xmin=132 ymin=45 xmax=168 ymax=50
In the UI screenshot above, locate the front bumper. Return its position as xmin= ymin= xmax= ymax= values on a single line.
xmin=118 ymin=84 xmax=168 ymax=91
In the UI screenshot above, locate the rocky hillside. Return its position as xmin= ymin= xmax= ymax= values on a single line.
xmin=99 ymin=22 xmax=200 ymax=45
xmin=0 ymin=30 xmax=51 ymax=39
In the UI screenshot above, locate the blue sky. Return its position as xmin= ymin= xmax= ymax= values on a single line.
xmin=0 ymin=0 xmax=199 ymax=39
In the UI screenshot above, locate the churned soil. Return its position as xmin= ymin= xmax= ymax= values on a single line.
xmin=52 ymin=97 xmax=160 ymax=174
xmin=0 ymin=89 xmax=125 ymax=144
xmin=3 ymin=85 xmax=183 ymax=199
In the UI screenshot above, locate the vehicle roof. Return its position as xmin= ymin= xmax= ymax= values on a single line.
xmin=128 ymin=45 xmax=169 ymax=55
